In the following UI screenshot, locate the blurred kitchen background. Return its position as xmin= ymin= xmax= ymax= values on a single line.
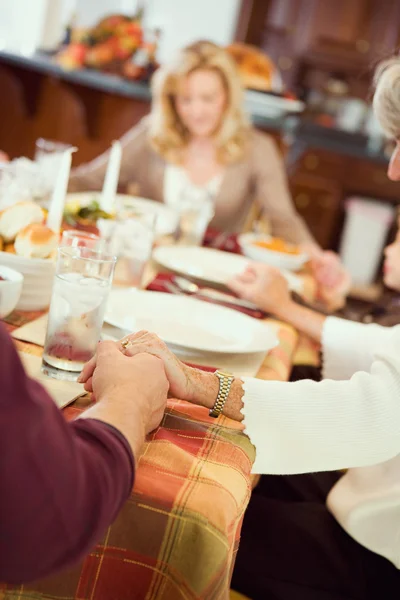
xmin=1 ymin=0 xmax=400 ymax=295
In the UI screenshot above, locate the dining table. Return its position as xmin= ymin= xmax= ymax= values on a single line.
xmin=0 ymin=237 xmax=321 ymax=600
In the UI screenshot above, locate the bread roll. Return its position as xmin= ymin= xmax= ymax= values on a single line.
xmin=4 ymin=243 xmax=16 ymax=254
xmin=0 ymin=202 xmax=44 ymax=242
xmin=14 ymin=224 xmax=58 ymax=259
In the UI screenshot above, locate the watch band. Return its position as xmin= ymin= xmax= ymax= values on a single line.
xmin=209 ymin=370 xmax=234 ymax=418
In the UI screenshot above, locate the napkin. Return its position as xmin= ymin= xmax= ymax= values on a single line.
xmin=13 ymin=315 xmax=121 ymax=348
xmin=19 ymin=352 xmax=85 ymax=409
xmin=203 ymin=228 xmax=241 ymax=253
xmin=12 ymin=314 xmax=48 ymax=346
xmin=147 ymin=273 xmax=265 ymax=319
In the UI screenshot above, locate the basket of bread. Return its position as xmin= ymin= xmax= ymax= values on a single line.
xmin=0 ymin=201 xmax=58 ymax=310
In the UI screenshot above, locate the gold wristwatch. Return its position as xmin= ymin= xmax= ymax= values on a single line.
xmin=209 ymin=370 xmax=234 ymax=418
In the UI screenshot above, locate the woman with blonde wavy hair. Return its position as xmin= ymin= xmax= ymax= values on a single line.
xmin=69 ymin=41 xmax=346 ymax=286
xmin=71 ymin=40 xmax=315 ymax=243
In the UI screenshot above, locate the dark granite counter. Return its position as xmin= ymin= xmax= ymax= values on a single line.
xmin=0 ymin=49 xmax=151 ymax=101
xmin=252 ymin=115 xmax=389 ymax=165
xmin=0 ymin=49 xmax=389 ymax=165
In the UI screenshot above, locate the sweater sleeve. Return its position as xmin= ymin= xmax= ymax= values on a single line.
xmin=241 ymin=321 xmax=400 ymax=475
xmin=321 ymin=316 xmax=395 ymax=380
xmin=252 ymin=132 xmax=316 ymax=246
xmin=68 ymin=118 xmax=149 ymax=192
xmin=0 ymin=324 xmax=135 ymax=584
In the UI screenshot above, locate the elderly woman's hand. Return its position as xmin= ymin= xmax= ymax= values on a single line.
xmin=80 ymin=332 xmax=197 ymax=402
xmin=228 ymin=263 xmax=291 ymax=316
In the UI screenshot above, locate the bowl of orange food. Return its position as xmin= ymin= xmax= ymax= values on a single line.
xmin=238 ymin=233 xmax=309 ymax=271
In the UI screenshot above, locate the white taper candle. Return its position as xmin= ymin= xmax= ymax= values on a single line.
xmin=46 ymin=147 xmax=76 ymax=235
xmin=100 ymin=140 xmax=122 ymax=213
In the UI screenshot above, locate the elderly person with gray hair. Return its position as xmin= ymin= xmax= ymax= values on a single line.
xmin=80 ymin=57 xmax=400 ymax=600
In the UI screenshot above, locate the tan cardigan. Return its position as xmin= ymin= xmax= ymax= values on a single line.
xmin=69 ymin=118 xmax=314 ymax=245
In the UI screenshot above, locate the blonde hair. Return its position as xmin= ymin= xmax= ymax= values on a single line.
xmin=149 ymin=40 xmax=250 ymax=164
xmin=373 ymin=57 xmax=400 ymax=138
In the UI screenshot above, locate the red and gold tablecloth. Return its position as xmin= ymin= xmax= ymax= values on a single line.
xmin=0 ymin=305 xmax=301 ymax=600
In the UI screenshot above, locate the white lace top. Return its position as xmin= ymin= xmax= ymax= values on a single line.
xmin=164 ymin=164 xmax=223 ymax=210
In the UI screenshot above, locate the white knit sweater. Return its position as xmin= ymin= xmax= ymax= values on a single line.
xmin=242 ymin=316 xmax=400 ymax=567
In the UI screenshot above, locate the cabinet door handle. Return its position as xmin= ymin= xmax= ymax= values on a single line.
xmin=304 ymin=154 xmax=319 ymax=170
xmin=356 ymin=39 xmax=370 ymax=53
xmin=295 ymin=193 xmax=310 ymax=208
xmin=318 ymin=197 xmax=331 ymax=208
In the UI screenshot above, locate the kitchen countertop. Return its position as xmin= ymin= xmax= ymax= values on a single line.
xmin=0 ymin=49 xmax=389 ymax=165
xmin=253 ymin=115 xmax=389 ymax=165
xmin=0 ymin=48 xmax=152 ymax=101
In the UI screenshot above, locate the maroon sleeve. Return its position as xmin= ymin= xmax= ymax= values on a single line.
xmin=0 ymin=324 xmax=135 ymax=584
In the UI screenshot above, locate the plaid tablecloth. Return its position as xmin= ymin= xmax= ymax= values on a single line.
xmin=1 ymin=306 xmax=299 ymax=600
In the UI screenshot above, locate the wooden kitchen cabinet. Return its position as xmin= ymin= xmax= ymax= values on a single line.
xmin=289 ymin=172 xmax=342 ymax=248
xmin=236 ymin=0 xmax=400 ymax=89
xmin=298 ymin=148 xmax=345 ymax=181
xmin=343 ymin=158 xmax=399 ymax=200
xmin=299 ymin=0 xmax=400 ymax=69
xmin=285 ymin=146 xmax=400 ymax=250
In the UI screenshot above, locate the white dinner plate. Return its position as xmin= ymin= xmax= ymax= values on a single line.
xmin=244 ymin=90 xmax=305 ymax=119
xmin=153 ymin=246 xmax=303 ymax=293
xmin=105 ymin=289 xmax=278 ymax=354
xmin=66 ymin=193 xmax=179 ymax=237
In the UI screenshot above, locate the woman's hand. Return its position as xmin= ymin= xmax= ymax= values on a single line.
xmin=80 ymin=333 xmax=244 ymax=419
xmin=81 ymin=341 xmax=169 ymax=435
xmin=80 ymin=332 xmax=197 ymax=402
xmin=301 ymin=245 xmax=351 ymax=311
xmin=227 ymin=263 xmax=292 ymax=316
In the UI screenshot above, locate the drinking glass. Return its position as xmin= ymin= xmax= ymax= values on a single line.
xmin=102 ymin=211 xmax=156 ymax=288
xmin=35 ymin=138 xmax=73 ymax=204
xmin=177 ymin=187 xmax=215 ymax=246
xmin=0 ymin=162 xmax=35 ymax=209
xmin=60 ymin=229 xmax=104 ymax=251
xmin=35 ymin=138 xmax=72 ymax=161
xmin=41 ymin=247 xmax=116 ymax=381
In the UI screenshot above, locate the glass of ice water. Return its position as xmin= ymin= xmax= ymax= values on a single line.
xmin=35 ymin=138 xmax=74 ymax=205
xmin=102 ymin=211 xmax=156 ymax=288
xmin=41 ymin=247 xmax=116 ymax=381
xmin=177 ymin=187 xmax=215 ymax=246
xmin=61 ymin=229 xmax=104 ymax=251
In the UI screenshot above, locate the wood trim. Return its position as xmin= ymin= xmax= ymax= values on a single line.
xmin=234 ymin=0 xmax=254 ymax=42
xmin=234 ymin=0 xmax=270 ymax=46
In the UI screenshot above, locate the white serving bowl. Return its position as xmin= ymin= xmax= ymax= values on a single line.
xmin=0 ymin=265 xmax=24 ymax=317
xmin=0 ymin=252 xmax=55 ymax=310
xmin=238 ymin=233 xmax=309 ymax=271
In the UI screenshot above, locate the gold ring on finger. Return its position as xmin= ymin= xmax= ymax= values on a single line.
xmin=121 ymin=339 xmax=132 ymax=350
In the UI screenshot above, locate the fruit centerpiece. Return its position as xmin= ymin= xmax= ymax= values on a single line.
xmin=56 ymin=12 xmax=159 ymax=82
